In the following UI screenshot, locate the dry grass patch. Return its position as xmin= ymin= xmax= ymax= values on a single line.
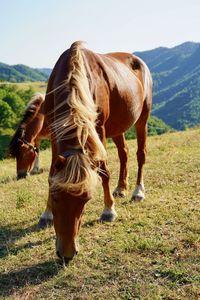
xmin=0 ymin=129 xmax=200 ymax=299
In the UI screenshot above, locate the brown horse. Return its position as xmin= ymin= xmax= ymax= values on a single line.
xmin=39 ymin=41 xmax=152 ymax=264
xmin=8 ymin=94 xmax=50 ymax=179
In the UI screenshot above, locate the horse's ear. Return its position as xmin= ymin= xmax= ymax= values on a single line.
xmin=54 ymin=155 xmax=66 ymax=171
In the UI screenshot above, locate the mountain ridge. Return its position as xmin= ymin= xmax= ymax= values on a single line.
xmin=0 ymin=62 xmax=48 ymax=82
xmin=1 ymin=41 xmax=200 ymax=130
xmin=135 ymin=41 xmax=200 ymax=129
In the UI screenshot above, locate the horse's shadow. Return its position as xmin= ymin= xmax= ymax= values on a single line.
xmin=82 ymin=219 xmax=97 ymax=228
xmin=0 ymin=219 xmax=54 ymax=259
xmin=0 ymin=220 xmax=59 ymax=297
xmin=0 ymin=260 xmax=59 ymax=297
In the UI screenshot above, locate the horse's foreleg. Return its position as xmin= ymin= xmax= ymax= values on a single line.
xmin=38 ymin=190 xmax=53 ymax=228
xmin=99 ymin=160 xmax=118 ymax=222
xmin=30 ymin=140 xmax=41 ymax=175
xmin=38 ymin=142 xmax=55 ymax=229
xmin=30 ymin=152 xmax=40 ymax=175
xmin=112 ymin=134 xmax=129 ymax=198
xmin=97 ymin=125 xmax=117 ymax=221
xmin=132 ymin=102 xmax=150 ymax=201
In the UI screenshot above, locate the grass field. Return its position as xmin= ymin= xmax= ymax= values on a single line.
xmin=0 ymin=81 xmax=47 ymax=93
xmin=0 ymin=129 xmax=200 ymax=299
xmin=16 ymin=82 xmax=47 ymax=93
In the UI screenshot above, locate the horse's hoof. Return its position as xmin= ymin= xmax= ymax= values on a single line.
xmin=99 ymin=214 xmax=116 ymax=222
xmin=113 ymin=188 xmax=127 ymax=198
xmin=131 ymin=195 xmax=145 ymax=202
xmin=38 ymin=218 xmax=53 ymax=229
xmin=131 ymin=184 xmax=145 ymax=202
xmin=30 ymin=169 xmax=40 ymax=175
xmin=99 ymin=208 xmax=118 ymax=222
xmin=38 ymin=168 xmax=44 ymax=174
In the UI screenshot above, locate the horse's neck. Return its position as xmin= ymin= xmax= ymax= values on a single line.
xmin=25 ymin=114 xmax=45 ymax=142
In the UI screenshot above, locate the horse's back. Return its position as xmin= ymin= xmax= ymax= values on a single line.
xmin=82 ymin=49 xmax=151 ymax=137
xmin=45 ymin=44 xmax=152 ymax=138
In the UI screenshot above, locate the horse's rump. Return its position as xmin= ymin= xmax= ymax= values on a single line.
xmin=81 ymin=47 xmax=152 ymax=137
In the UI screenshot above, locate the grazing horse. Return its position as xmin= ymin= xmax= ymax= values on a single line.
xmin=40 ymin=41 xmax=152 ymax=264
xmin=8 ymin=94 xmax=49 ymax=179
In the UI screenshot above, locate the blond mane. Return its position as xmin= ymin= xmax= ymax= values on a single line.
xmin=50 ymin=41 xmax=106 ymax=195
xmin=27 ymin=93 xmax=45 ymax=109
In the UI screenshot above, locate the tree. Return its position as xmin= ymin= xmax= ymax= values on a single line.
xmin=18 ymin=86 xmax=35 ymax=104
xmin=2 ymin=92 xmax=25 ymax=117
xmin=0 ymin=99 xmax=17 ymax=128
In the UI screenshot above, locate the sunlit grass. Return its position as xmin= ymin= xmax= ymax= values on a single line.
xmin=0 ymin=129 xmax=200 ymax=299
xmin=3 ymin=81 xmax=47 ymax=93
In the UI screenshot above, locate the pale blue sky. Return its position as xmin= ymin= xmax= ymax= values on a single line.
xmin=0 ymin=0 xmax=199 ymax=68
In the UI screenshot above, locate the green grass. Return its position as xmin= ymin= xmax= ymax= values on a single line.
xmin=0 ymin=130 xmax=200 ymax=299
xmin=1 ymin=81 xmax=47 ymax=93
xmin=16 ymin=81 xmax=47 ymax=93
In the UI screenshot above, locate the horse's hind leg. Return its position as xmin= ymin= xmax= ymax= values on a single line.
xmin=112 ymin=134 xmax=129 ymax=198
xmin=132 ymin=101 xmax=150 ymax=201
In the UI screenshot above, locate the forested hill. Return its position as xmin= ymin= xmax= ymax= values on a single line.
xmin=1 ymin=41 xmax=200 ymax=129
xmin=0 ymin=63 xmax=49 ymax=82
xmin=135 ymin=42 xmax=200 ymax=130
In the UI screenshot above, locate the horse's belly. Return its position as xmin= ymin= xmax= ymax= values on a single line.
xmin=105 ymin=94 xmax=143 ymax=138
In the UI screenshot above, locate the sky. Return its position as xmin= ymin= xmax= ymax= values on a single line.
xmin=0 ymin=0 xmax=200 ymax=68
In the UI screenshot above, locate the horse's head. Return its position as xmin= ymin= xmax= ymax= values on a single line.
xmin=52 ymin=190 xmax=90 ymax=264
xmin=8 ymin=93 xmax=45 ymax=179
xmin=9 ymin=126 xmax=39 ymax=179
xmin=50 ymin=152 xmax=97 ymax=264
xmin=16 ymin=138 xmax=39 ymax=179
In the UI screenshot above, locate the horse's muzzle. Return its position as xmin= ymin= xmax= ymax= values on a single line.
xmin=56 ymin=250 xmax=78 ymax=266
xmin=56 ymin=237 xmax=79 ymax=265
xmin=17 ymin=171 xmax=30 ymax=180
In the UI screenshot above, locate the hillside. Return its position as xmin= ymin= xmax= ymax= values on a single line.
xmin=36 ymin=68 xmax=52 ymax=77
xmin=0 ymin=83 xmax=171 ymax=160
xmin=1 ymin=41 xmax=200 ymax=129
xmin=0 ymin=128 xmax=200 ymax=299
xmin=135 ymin=42 xmax=200 ymax=130
xmin=0 ymin=63 xmax=48 ymax=82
